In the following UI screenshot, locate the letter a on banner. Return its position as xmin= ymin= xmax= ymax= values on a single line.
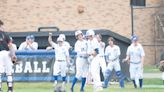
xmin=24 ymin=62 xmax=33 ymax=73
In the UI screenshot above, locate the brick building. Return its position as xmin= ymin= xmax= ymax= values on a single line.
xmin=0 ymin=0 xmax=164 ymax=65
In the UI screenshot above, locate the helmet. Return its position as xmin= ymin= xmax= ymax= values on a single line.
xmin=131 ymin=35 xmax=138 ymax=42
xmin=59 ymin=34 xmax=66 ymax=40
xmin=75 ymin=30 xmax=83 ymax=36
xmin=9 ymin=36 xmax=13 ymax=41
xmin=57 ymin=37 xmax=64 ymax=42
xmin=86 ymin=29 xmax=95 ymax=36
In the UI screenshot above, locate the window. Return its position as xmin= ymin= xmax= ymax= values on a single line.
xmin=130 ymin=0 xmax=146 ymax=6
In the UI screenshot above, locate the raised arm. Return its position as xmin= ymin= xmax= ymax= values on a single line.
xmin=48 ymin=32 xmax=53 ymax=46
xmin=48 ymin=32 xmax=56 ymax=48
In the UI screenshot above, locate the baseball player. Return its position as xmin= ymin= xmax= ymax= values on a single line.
xmin=70 ymin=30 xmax=88 ymax=92
xmin=123 ymin=35 xmax=145 ymax=88
xmin=90 ymin=48 xmax=103 ymax=92
xmin=18 ymin=35 xmax=38 ymax=50
xmin=59 ymin=34 xmax=72 ymax=75
xmin=160 ymin=51 xmax=164 ymax=83
xmin=48 ymin=33 xmax=70 ymax=88
xmin=103 ymin=37 xmax=124 ymax=88
xmin=96 ymin=34 xmax=106 ymax=77
xmin=86 ymin=29 xmax=99 ymax=84
xmin=0 ymin=20 xmax=17 ymax=92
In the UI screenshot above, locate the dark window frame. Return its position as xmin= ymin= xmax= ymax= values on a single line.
xmin=130 ymin=0 xmax=146 ymax=6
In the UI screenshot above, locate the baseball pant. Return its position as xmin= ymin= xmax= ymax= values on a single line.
xmin=53 ymin=61 xmax=67 ymax=77
xmin=75 ymin=57 xmax=88 ymax=79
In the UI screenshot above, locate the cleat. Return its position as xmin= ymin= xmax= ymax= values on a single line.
xmin=102 ymin=84 xmax=108 ymax=88
xmin=53 ymin=81 xmax=58 ymax=87
xmin=8 ymin=90 xmax=13 ymax=92
xmin=62 ymin=82 xmax=66 ymax=90
xmin=70 ymin=88 xmax=73 ymax=92
xmin=80 ymin=90 xmax=84 ymax=92
xmin=95 ymin=87 xmax=103 ymax=92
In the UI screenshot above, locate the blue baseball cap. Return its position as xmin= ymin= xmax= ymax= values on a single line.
xmin=26 ymin=35 xmax=35 ymax=41
xmin=131 ymin=35 xmax=138 ymax=42
xmin=26 ymin=35 xmax=31 ymax=40
xmin=30 ymin=35 xmax=35 ymax=40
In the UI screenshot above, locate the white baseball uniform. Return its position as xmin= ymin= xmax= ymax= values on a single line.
xmin=126 ymin=43 xmax=145 ymax=80
xmin=12 ymin=43 xmax=17 ymax=51
xmin=87 ymin=38 xmax=99 ymax=83
xmin=63 ymin=41 xmax=71 ymax=50
xmin=0 ymin=51 xmax=13 ymax=74
xmin=105 ymin=45 xmax=121 ymax=71
xmin=74 ymin=39 xmax=88 ymax=79
xmin=97 ymin=41 xmax=106 ymax=73
xmin=51 ymin=42 xmax=69 ymax=77
xmin=87 ymin=38 xmax=99 ymax=57
xmin=18 ymin=41 xmax=38 ymax=50
xmin=91 ymin=54 xmax=102 ymax=90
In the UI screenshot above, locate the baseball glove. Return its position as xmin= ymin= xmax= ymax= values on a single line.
xmin=159 ymin=61 xmax=164 ymax=72
xmin=11 ymin=55 xmax=19 ymax=65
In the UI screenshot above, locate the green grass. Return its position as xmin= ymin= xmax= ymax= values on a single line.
xmin=144 ymin=78 xmax=163 ymax=85
xmin=144 ymin=65 xmax=160 ymax=73
xmin=1 ymin=65 xmax=163 ymax=92
xmin=1 ymin=78 xmax=164 ymax=92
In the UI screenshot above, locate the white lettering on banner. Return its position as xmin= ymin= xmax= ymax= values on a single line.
xmin=14 ymin=61 xmax=50 ymax=73
xmin=42 ymin=61 xmax=50 ymax=73
xmin=34 ymin=61 xmax=41 ymax=73
xmin=24 ymin=62 xmax=33 ymax=73
xmin=15 ymin=63 xmax=23 ymax=73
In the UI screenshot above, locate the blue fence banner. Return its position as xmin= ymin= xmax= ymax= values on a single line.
xmin=1 ymin=50 xmax=129 ymax=82
xmin=11 ymin=50 xmax=76 ymax=82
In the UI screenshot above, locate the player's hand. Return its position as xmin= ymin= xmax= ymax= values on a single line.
xmin=49 ymin=32 xmax=52 ymax=36
xmin=27 ymin=40 xmax=31 ymax=45
xmin=8 ymin=42 xmax=13 ymax=48
xmin=11 ymin=55 xmax=17 ymax=63
xmin=122 ymin=59 xmax=127 ymax=63
xmin=88 ymin=52 xmax=93 ymax=56
xmin=100 ymin=42 xmax=105 ymax=48
xmin=46 ymin=46 xmax=53 ymax=50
